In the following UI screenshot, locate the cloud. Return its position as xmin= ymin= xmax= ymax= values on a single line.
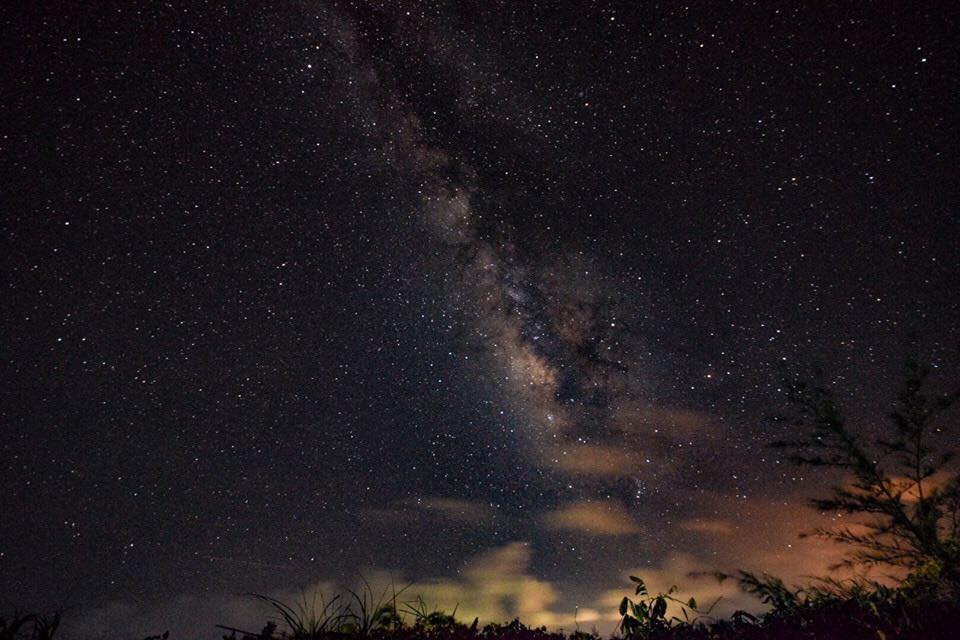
xmin=681 ymin=491 xmax=858 ymax=583
xmin=541 ymin=501 xmax=641 ymax=536
xmin=419 ymin=498 xmax=497 ymax=523
xmin=68 ymin=506 xmax=853 ymax=640
xmin=69 ymin=545 xmax=574 ymax=638
xmin=393 ymin=542 xmax=571 ymax=629
xmin=360 ymin=497 xmax=497 ymax=526
xmin=549 ymin=444 xmax=638 ymax=478
xmin=613 ymin=404 xmax=714 ymax=434
xmin=678 ymin=518 xmax=736 ymax=536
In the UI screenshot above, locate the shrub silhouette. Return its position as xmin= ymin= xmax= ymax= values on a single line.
xmin=616 ymin=576 xmax=716 ymax=638
xmin=771 ymin=358 xmax=960 ymax=598
xmin=0 ymin=612 xmax=59 ymax=640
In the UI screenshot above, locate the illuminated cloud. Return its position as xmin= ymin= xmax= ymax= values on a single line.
xmin=74 ymin=545 xmax=578 ymax=636
xmin=613 ymin=404 xmax=714 ymax=434
xmin=690 ymin=492 xmax=857 ymax=582
xmin=402 ymin=543 xmax=566 ymax=628
xmin=678 ymin=518 xmax=736 ymax=536
xmin=542 ymin=501 xmax=642 ymax=536
xmin=549 ymin=444 xmax=638 ymax=478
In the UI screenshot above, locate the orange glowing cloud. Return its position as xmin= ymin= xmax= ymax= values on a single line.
xmin=612 ymin=404 xmax=715 ymax=436
xmin=678 ymin=518 xmax=736 ymax=536
xmin=549 ymin=444 xmax=638 ymax=478
xmin=542 ymin=501 xmax=641 ymax=536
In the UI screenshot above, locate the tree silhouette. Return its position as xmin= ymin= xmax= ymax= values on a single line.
xmin=774 ymin=359 xmax=960 ymax=597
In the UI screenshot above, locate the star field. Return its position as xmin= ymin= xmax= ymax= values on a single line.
xmin=2 ymin=2 xmax=958 ymax=637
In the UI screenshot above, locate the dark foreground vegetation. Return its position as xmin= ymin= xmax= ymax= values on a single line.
xmin=206 ymin=569 xmax=960 ymax=640
xmin=5 ymin=576 xmax=960 ymax=640
xmin=4 ymin=360 xmax=957 ymax=639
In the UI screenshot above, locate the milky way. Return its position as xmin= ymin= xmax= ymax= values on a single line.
xmin=334 ymin=8 xmax=672 ymax=477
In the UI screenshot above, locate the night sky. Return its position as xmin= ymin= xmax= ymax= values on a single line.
xmin=3 ymin=2 xmax=959 ymax=637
